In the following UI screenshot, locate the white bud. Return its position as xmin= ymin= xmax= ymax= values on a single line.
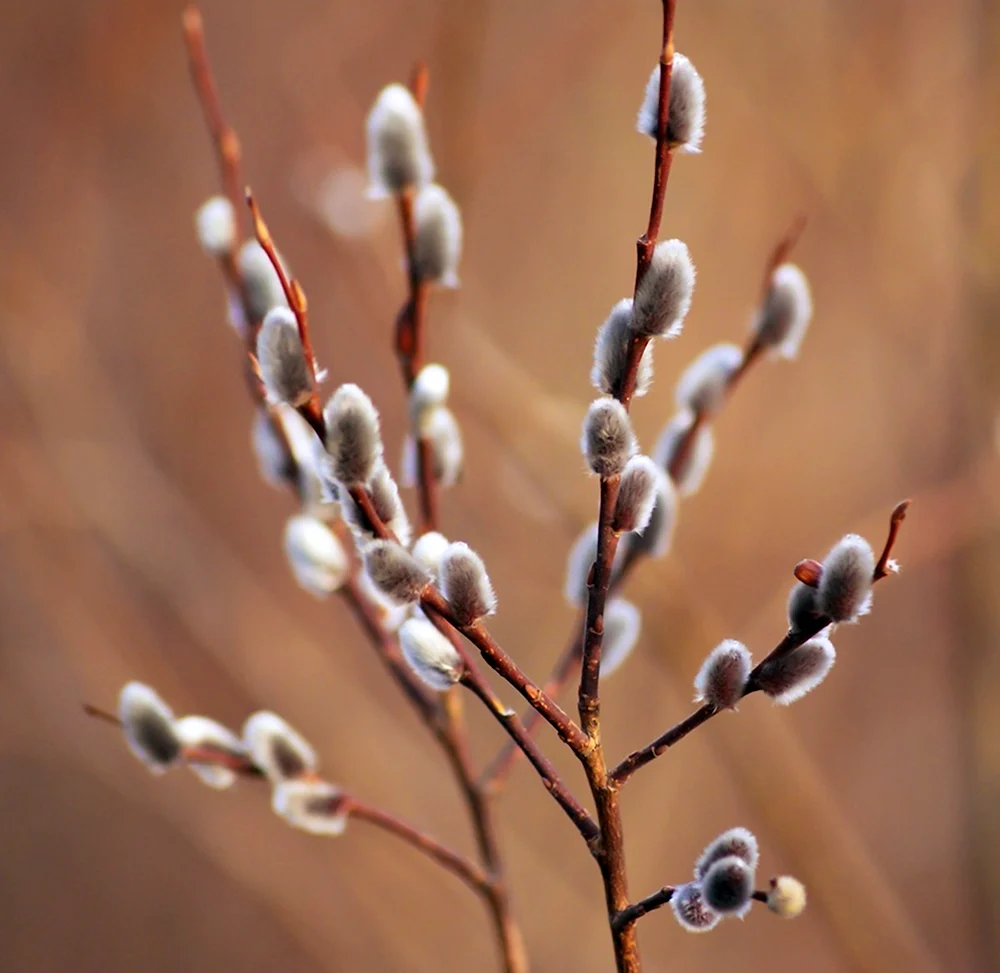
xmin=756 ymin=637 xmax=837 ymax=705
xmin=118 ymin=682 xmax=181 ymax=773
xmin=670 ymin=883 xmax=721 ymax=933
xmin=581 ymin=398 xmax=636 ymax=478
xmin=411 ymin=531 xmax=450 ymax=577
xmin=174 ymin=716 xmax=245 ymax=790
xmin=612 ymin=455 xmax=663 ymax=535
xmin=623 ymin=473 xmax=678 ymax=560
xmin=753 ymin=263 xmax=812 ymax=359
xmin=695 ymin=826 xmax=760 ymax=879
xmin=653 ymin=409 xmax=715 ymax=497
xmin=323 ymin=384 xmax=384 ymax=486
xmin=591 ymin=299 xmax=654 ymax=399
xmin=410 ymin=364 xmax=450 ymax=425
xmin=767 ymin=876 xmax=807 ymax=919
xmin=366 ymin=83 xmax=434 ymax=197
xmin=273 ymin=778 xmax=348 ymax=836
xmin=242 ymin=711 xmax=317 ymax=783
xmin=817 ymin=534 xmax=875 ymax=623
xmin=637 ymin=53 xmax=706 ymax=153
xmin=440 ymin=542 xmax=496 ymax=625
xmin=693 ymin=640 xmax=751 ymax=710
xmin=702 ymin=856 xmax=755 ymax=917
xmin=675 ymin=343 xmax=742 ymax=415
xmin=251 ymin=407 xmax=294 ymax=489
xmin=412 ymin=184 xmax=462 ymax=287
xmin=283 ymin=514 xmax=349 ymax=597
xmin=237 ymin=240 xmax=288 ymax=324
xmin=600 ymin=599 xmax=641 ymax=678
xmin=363 ymin=540 xmax=430 ymax=605
xmin=399 ymin=616 xmax=464 ymax=690
xmin=195 ymin=195 xmax=237 ymax=257
xmin=340 ymin=462 xmax=412 ymax=549
xmin=358 ymin=567 xmax=410 ymax=633
xmin=632 ymin=239 xmax=695 ymax=338
xmin=787 ymin=581 xmax=823 ymax=633
xmin=402 ymin=406 xmax=463 ymax=489
xmin=257 ymin=308 xmax=312 ymax=407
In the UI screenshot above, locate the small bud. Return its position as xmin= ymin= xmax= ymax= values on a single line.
xmin=323 ymin=384 xmax=384 ymax=486
xmin=256 ymin=308 xmax=312 ymax=407
xmin=581 ymin=398 xmax=636 ymax=478
xmin=753 ymin=263 xmax=812 ymax=359
xmin=411 ymin=531 xmax=450 ymax=577
xmin=401 ymin=406 xmax=464 ymax=490
xmin=412 ymin=184 xmax=462 ymax=287
xmin=786 ymin=582 xmax=823 ymax=634
xmin=670 ymin=882 xmax=721 ymax=933
xmin=363 ymin=540 xmax=430 ymax=606
xmin=591 ymin=299 xmax=654 ymax=399
xmin=653 ymin=409 xmax=715 ymax=497
xmin=612 ymin=455 xmax=663 ymax=534
xmin=251 ymin=407 xmax=295 ymax=489
xmin=767 ymin=876 xmax=807 ymax=919
xmin=693 ymin=640 xmax=751 ymax=711
xmin=755 ymin=637 xmax=837 ymax=705
xmin=410 ymin=363 xmax=450 ymax=424
xmin=118 ymin=682 xmax=181 ymax=773
xmin=237 ymin=240 xmax=288 ymax=324
xmin=675 ymin=343 xmax=742 ymax=415
xmin=365 ymin=83 xmax=434 ymax=196
xmin=358 ymin=567 xmax=410 ymax=633
xmin=637 ymin=53 xmax=706 ymax=153
xmin=702 ymin=856 xmax=755 ymax=917
xmin=440 ymin=541 xmax=496 ymax=625
xmin=632 ymin=239 xmax=695 ymax=338
xmin=283 ymin=514 xmax=349 ymax=598
xmin=242 ymin=711 xmax=317 ymax=783
xmin=273 ymin=778 xmax=348 ymax=836
xmin=195 ymin=195 xmax=237 ymax=257
xmin=340 ymin=462 xmax=412 ymax=549
xmin=696 ymin=826 xmax=760 ymax=878
xmin=399 ymin=615 xmax=464 ymax=690
xmin=600 ymin=599 xmax=641 ymax=677
xmin=622 ymin=473 xmax=678 ymax=560
xmin=816 ymin=534 xmax=875 ymax=622
xmin=793 ymin=558 xmax=824 ymax=587
xmin=174 ymin=716 xmax=245 ymax=790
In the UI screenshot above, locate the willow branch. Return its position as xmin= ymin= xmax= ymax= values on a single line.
xmin=610 ymin=499 xmax=912 ymax=785
xmin=611 ymin=885 xmax=770 ymax=932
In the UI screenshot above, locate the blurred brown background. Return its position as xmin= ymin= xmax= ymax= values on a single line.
xmin=1 ymin=0 xmax=998 ymax=971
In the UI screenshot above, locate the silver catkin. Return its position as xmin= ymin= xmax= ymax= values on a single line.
xmin=242 ymin=711 xmax=318 ymax=783
xmin=238 ymin=240 xmax=289 ymax=325
xmin=695 ymin=827 xmax=760 ymax=880
xmin=412 ymin=184 xmax=462 ymax=287
xmin=612 ymin=455 xmax=663 ymax=535
xmin=753 ymin=263 xmax=812 ymax=360
xmin=440 ymin=542 xmax=496 ymax=625
xmin=652 ymin=409 xmax=715 ymax=497
xmin=591 ymin=299 xmax=654 ymax=399
xmin=817 ymin=534 xmax=875 ymax=622
xmin=702 ymin=856 xmax=755 ymax=917
xmin=118 ymin=682 xmax=181 ymax=773
xmin=674 ymin=343 xmax=742 ymax=415
xmin=399 ymin=615 xmax=464 ymax=690
xmin=256 ymin=307 xmax=312 ymax=407
xmin=366 ymin=83 xmax=434 ymax=196
xmin=363 ymin=539 xmax=430 ymax=606
xmin=670 ymin=883 xmax=721 ymax=933
xmin=755 ymin=637 xmax=837 ymax=705
xmin=581 ymin=398 xmax=637 ymax=477
xmin=693 ymin=640 xmax=752 ymax=710
xmin=637 ymin=53 xmax=706 ymax=154
xmin=323 ymin=384 xmax=384 ymax=486
xmin=632 ymin=239 xmax=696 ymax=338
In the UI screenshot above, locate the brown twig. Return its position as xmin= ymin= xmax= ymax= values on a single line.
xmin=610 ymin=500 xmax=912 ymax=785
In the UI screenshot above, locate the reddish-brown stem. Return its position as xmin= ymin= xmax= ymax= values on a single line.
xmin=82 ymin=703 xmax=123 ymax=727
xmin=181 ymin=5 xmax=245 ymax=241
xmin=346 ymin=797 xmax=490 ymax=892
xmin=610 ymin=500 xmax=912 ymax=785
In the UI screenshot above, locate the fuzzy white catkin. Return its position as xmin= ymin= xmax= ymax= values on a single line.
xmin=632 ymin=239 xmax=695 ymax=339
xmin=582 ymin=398 xmax=637 ymax=477
xmin=339 ymin=462 xmax=412 ymax=549
xmin=591 ymin=299 xmax=654 ymax=399
xmin=637 ymin=53 xmax=706 ymax=153
xmin=693 ymin=640 xmax=751 ymax=710
xmin=399 ymin=616 xmax=464 ymax=690
xmin=787 ymin=581 xmax=823 ymax=633
xmin=623 ymin=472 xmax=678 ymax=560
xmin=600 ymin=599 xmax=642 ymax=678
xmin=174 ymin=716 xmax=245 ymax=790
xmin=612 ymin=455 xmax=663 ymax=535
xmin=411 ymin=531 xmax=450 ymax=577
xmin=767 ymin=876 xmax=807 ymax=918
xmin=695 ymin=826 xmax=760 ymax=879
xmin=674 ymin=343 xmax=742 ymax=415
xmin=283 ymin=514 xmax=349 ymax=597
xmin=323 ymin=384 xmax=384 ymax=486
xmin=363 ymin=540 xmax=430 ymax=605
xmin=366 ymin=83 xmax=434 ymax=196
xmin=413 ymin=184 xmax=462 ymax=287
xmin=702 ymin=856 xmax=755 ymax=917
xmin=251 ymin=407 xmax=294 ymax=489
xmin=118 ymin=682 xmax=181 ymax=773
xmin=358 ymin=567 xmax=410 ymax=633
xmin=410 ymin=364 xmax=450 ymax=424
xmin=653 ymin=409 xmax=715 ymax=497
xmin=195 ymin=195 xmax=237 ymax=257
xmin=242 ymin=711 xmax=318 ymax=783
xmin=401 ymin=405 xmax=463 ymax=488
xmin=257 ymin=308 xmax=312 ymax=407
xmin=670 ymin=883 xmax=721 ymax=933
xmin=237 ymin=240 xmax=289 ymax=324
xmin=440 ymin=542 xmax=496 ymax=625
xmin=755 ymin=637 xmax=837 ymax=705
xmin=817 ymin=534 xmax=875 ymax=622
xmin=753 ymin=263 xmax=813 ymax=359
xmin=273 ymin=778 xmax=348 ymax=836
